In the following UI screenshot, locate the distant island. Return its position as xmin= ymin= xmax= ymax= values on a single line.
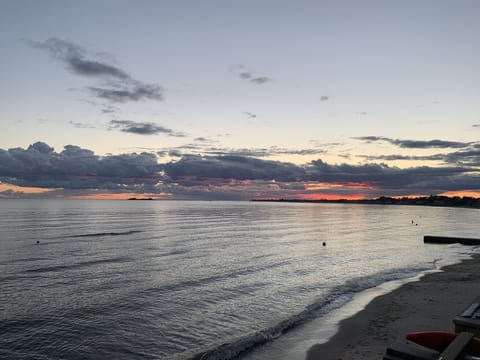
xmin=252 ymin=195 xmax=480 ymax=209
xmin=127 ymin=197 xmax=154 ymax=201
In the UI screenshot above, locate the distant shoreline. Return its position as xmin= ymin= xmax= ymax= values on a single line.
xmin=251 ymin=195 xmax=480 ymax=209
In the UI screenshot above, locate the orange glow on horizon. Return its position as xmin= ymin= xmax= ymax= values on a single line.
xmin=439 ymin=190 xmax=480 ymax=198
xmin=304 ymin=181 xmax=378 ymax=191
xmin=0 ymin=183 xmax=57 ymax=195
xmin=294 ymin=193 xmax=368 ymax=201
xmin=389 ymin=194 xmax=430 ymax=199
xmin=389 ymin=191 xmax=480 ymax=199
xmin=0 ymin=182 xmax=171 ymax=200
xmin=1 ymin=181 xmax=478 ymax=201
xmin=66 ymin=192 xmax=171 ymax=200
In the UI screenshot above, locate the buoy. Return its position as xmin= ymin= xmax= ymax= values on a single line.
xmin=36 ymin=240 xmax=40 ymax=244
xmin=322 ymin=242 xmax=326 ymax=246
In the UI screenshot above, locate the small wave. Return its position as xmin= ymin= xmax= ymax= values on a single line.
xmin=0 ymin=275 xmax=33 ymax=283
xmin=146 ymin=249 xmax=191 ymax=259
xmin=23 ymin=256 xmax=132 ymax=274
xmin=1 ymin=257 xmax=51 ymax=265
xmin=142 ymin=260 xmax=291 ymax=296
xmin=0 ymin=315 xmax=50 ymax=337
xmin=182 ymin=264 xmax=433 ymax=360
xmin=70 ymin=230 xmax=143 ymax=238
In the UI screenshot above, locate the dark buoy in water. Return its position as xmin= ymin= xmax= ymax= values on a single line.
xmin=36 ymin=240 xmax=40 ymax=244
xmin=322 ymin=242 xmax=326 ymax=246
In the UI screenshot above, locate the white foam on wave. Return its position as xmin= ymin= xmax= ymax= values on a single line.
xmin=237 ymin=252 xmax=475 ymax=360
xmin=181 ymin=262 xmax=446 ymax=360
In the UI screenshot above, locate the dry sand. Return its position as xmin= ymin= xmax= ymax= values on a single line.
xmin=306 ymin=253 xmax=480 ymax=360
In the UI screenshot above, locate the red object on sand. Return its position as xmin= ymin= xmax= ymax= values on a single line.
xmin=406 ymin=332 xmax=457 ymax=352
xmin=406 ymin=331 xmax=480 ymax=356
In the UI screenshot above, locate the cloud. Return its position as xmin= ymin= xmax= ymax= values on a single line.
xmin=160 ymin=154 xmax=480 ymax=198
xmin=1 ymin=142 xmax=479 ymax=200
xmin=69 ymin=121 xmax=95 ymax=129
xmin=304 ymin=159 xmax=480 ymax=197
xmin=354 ymin=136 xmax=471 ymax=149
xmin=239 ymin=72 xmax=252 ymax=80
xmin=27 ymin=38 xmax=130 ymax=80
xmin=443 ymin=148 xmax=480 ymax=166
xmin=162 ymin=154 xmax=306 ymax=182
xmin=359 ymin=145 xmax=480 ymax=167
xmin=230 ymin=65 xmax=272 ymax=85
xmin=100 ymin=104 xmax=119 ymax=115
xmin=395 ymin=139 xmax=469 ymax=149
xmin=27 ymin=38 xmax=164 ymax=103
xmin=250 ymin=76 xmax=272 ymax=84
xmin=360 ymin=154 xmax=442 ymax=162
xmin=109 ymin=120 xmax=185 ymax=136
xmin=167 ymin=150 xmax=183 ymax=157
xmin=193 ymin=137 xmax=213 ymax=143
xmin=165 ymin=143 xmax=328 ymax=158
xmin=0 ymin=142 xmax=161 ymax=190
xmin=356 ymin=137 xmax=480 ymax=166
xmin=354 ymin=136 xmax=385 ymax=143
xmin=88 ymin=83 xmax=163 ymax=103
xmin=224 ymin=147 xmax=327 ymax=157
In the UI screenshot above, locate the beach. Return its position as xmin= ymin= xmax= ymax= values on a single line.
xmin=306 ymin=253 xmax=480 ymax=360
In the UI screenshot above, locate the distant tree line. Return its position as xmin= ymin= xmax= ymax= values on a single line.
xmin=252 ymin=195 xmax=480 ymax=208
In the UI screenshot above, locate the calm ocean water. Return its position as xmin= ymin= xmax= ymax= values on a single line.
xmin=0 ymin=200 xmax=478 ymax=359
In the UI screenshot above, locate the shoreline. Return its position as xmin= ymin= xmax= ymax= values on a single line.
xmin=306 ymin=253 xmax=480 ymax=360
xmin=251 ymin=196 xmax=480 ymax=209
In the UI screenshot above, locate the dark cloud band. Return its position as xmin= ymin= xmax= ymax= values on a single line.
xmin=1 ymin=142 xmax=479 ymax=199
xmin=0 ymin=142 xmax=160 ymax=190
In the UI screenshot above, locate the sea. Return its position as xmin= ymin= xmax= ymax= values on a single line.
xmin=1 ymin=199 xmax=478 ymax=360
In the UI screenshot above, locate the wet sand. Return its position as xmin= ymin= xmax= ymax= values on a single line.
xmin=306 ymin=253 xmax=480 ymax=360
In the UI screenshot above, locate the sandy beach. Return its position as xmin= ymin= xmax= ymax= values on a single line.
xmin=306 ymin=253 xmax=480 ymax=360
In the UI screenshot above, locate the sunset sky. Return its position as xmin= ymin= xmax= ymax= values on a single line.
xmin=1 ymin=0 xmax=480 ymax=200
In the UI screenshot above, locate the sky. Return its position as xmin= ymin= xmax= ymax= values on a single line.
xmin=1 ymin=0 xmax=480 ymax=200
